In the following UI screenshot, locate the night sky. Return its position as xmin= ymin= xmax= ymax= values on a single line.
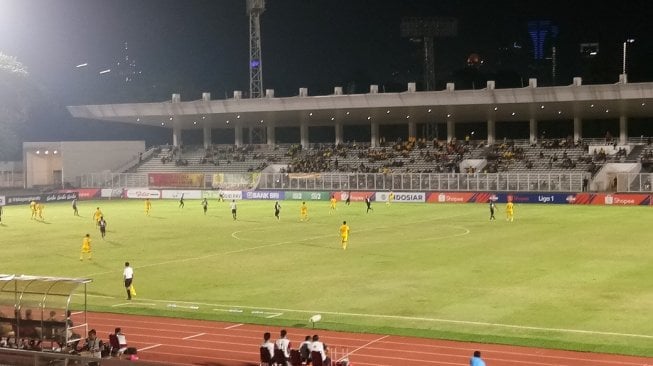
xmin=1 ymin=0 xmax=652 ymax=144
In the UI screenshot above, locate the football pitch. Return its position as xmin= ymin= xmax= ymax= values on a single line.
xmin=1 ymin=199 xmax=652 ymax=356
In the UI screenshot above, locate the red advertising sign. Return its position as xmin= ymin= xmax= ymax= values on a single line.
xmin=148 ymin=173 xmax=204 ymax=188
xmin=334 ymin=191 xmax=375 ymax=202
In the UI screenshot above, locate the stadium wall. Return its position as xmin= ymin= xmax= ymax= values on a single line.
xmin=60 ymin=141 xmax=144 ymax=185
xmin=11 ymin=189 xmax=645 ymax=207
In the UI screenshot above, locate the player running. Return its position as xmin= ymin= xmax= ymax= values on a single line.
xmin=506 ymin=200 xmax=514 ymax=222
xmin=93 ymin=207 xmax=103 ymax=226
xmin=365 ymin=195 xmax=373 ymax=213
xmin=329 ymin=195 xmax=337 ymax=214
xmin=202 ymin=198 xmax=208 ymax=215
xmin=274 ymin=201 xmax=281 ymax=220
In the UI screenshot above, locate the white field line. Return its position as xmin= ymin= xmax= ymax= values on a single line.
xmin=224 ymin=323 xmax=243 ymax=330
xmin=347 ymin=335 xmax=389 ymax=357
xmin=182 ymin=332 xmax=206 ymax=340
xmin=138 ymin=343 xmax=162 ymax=352
xmin=85 ymin=295 xmax=653 ymax=340
xmin=112 ymin=302 xmax=156 ymax=307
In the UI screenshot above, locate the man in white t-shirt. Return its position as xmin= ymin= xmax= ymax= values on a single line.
xmin=275 ymin=329 xmax=291 ymax=365
xmin=230 ymin=200 xmax=237 ymax=220
xmin=260 ymin=332 xmax=274 ymax=361
xmin=309 ymin=334 xmax=331 ymax=365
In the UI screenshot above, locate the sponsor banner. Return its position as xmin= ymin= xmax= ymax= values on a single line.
xmin=495 ymin=193 xmax=574 ymax=204
xmin=285 ymin=191 xmax=330 ymax=201
xmin=575 ymin=193 xmax=651 ymax=205
xmin=243 ymin=191 xmax=284 ymax=200
xmin=375 ymin=192 xmax=426 ymax=203
xmin=161 ymin=190 xmax=203 ymax=200
xmin=0 ymin=196 xmax=5 ymax=206
xmin=100 ymin=189 xmax=123 ymax=198
xmin=125 ymin=189 xmax=161 ymax=199
xmin=427 ymin=192 xmax=477 ymax=203
xmin=334 ymin=191 xmax=375 ymax=202
xmin=202 ymin=190 xmax=242 ymax=200
xmin=44 ymin=192 xmax=78 ymax=202
xmin=148 ymin=173 xmax=204 ymax=188
xmin=6 ymin=194 xmax=42 ymax=205
xmin=57 ymin=189 xmax=100 ymax=200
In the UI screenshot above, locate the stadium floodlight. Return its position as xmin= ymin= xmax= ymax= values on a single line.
xmin=75 ymin=63 xmax=88 ymax=68
xmin=623 ymin=38 xmax=635 ymax=75
xmin=401 ymin=17 xmax=458 ymax=91
xmin=99 ymin=69 xmax=111 ymax=74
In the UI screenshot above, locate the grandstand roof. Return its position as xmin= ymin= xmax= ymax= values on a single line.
xmin=68 ymin=82 xmax=653 ymax=129
xmin=0 ymin=274 xmax=92 ymax=297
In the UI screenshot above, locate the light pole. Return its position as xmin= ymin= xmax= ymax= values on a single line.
xmin=622 ymin=38 xmax=635 ymax=75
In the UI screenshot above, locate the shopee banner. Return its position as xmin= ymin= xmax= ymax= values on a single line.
xmin=334 ymin=191 xmax=375 ymax=202
xmin=574 ymin=193 xmax=651 ymax=205
xmin=427 ymin=192 xmax=491 ymax=203
xmin=125 ymin=189 xmax=161 ymax=199
xmin=148 ymin=173 xmax=204 ymax=188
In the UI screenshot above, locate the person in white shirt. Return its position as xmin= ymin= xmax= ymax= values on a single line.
xmin=123 ymin=262 xmax=134 ymax=300
xmin=309 ymin=334 xmax=331 ymax=365
xmin=275 ymin=329 xmax=291 ymax=365
xmin=298 ymin=335 xmax=312 ymax=364
xmin=260 ymin=332 xmax=274 ymax=361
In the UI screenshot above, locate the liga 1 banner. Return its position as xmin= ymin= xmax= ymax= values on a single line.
xmin=148 ymin=173 xmax=204 ymax=188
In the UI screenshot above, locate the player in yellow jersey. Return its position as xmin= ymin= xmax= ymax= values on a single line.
xmin=144 ymin=198 xmax=152 ymax=216
xmin=29 ymin=200 xmax=37 ymax=219
xmin=340 ymin=221 xmax=350 ymax=250
xmin=506 ymin=200 xmax=514 ymax=222
xmin=93 ymin=207 xmax=103 ymax=226
xmin=386 ymin=191 xmax=395 ymax=205
xmin=80 ymin=234 xmax=92 ymax=261
xmin=300 ymin=201 xmax=308 ymax=221
xmin=329 ymin=195 xmax=337 ymax=214
xmin=37 ymin=203 xmax=45 ymax=220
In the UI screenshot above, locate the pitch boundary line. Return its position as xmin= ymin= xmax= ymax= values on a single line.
xmin=85 ymin=297 xmax=653 ymax=340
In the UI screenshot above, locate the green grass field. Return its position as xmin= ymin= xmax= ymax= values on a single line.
xmin=1 ymin=199 xmax=652 ymax=356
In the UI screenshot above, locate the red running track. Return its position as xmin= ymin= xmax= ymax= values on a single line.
xmin=80 ymin=312 xmax=653 ymax=366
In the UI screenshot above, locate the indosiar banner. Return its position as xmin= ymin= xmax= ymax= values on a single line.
xmin=285 ymin=191 xmax=329 ymax=201
xmin=375 ymin=191 xmax=426 ymax=203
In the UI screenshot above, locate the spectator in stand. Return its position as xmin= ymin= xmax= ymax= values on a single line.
xmin=470 ymin=350 xmax=486 ymax=366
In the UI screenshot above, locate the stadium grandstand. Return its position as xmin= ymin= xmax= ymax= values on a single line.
xmin=58 ymin=78 xmax=653 ymax=193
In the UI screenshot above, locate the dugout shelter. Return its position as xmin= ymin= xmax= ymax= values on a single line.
xmin=0 ymin=274 xmax=92 ymax=349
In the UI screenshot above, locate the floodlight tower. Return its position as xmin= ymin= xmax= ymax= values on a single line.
xmin=247 ymin=0 xmax=265 ymax=98
xmin=401 ymin=17 xmax=458 ymax=91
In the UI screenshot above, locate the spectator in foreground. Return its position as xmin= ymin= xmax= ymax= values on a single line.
xmin=470 ymin=350 xmax=486 ymax=366
xmin=309 ymin=334 xmax=331 ymax=365
xmin=261 ymin=332 xmax=274 ymax=361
